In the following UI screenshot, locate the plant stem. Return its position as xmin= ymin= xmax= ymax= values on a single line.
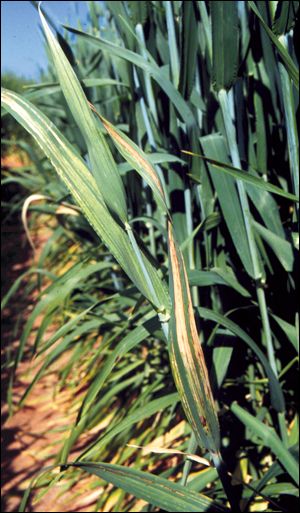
xmin=136 ymin=23 xmax=159 ymax=126
xmin=278 ymin=34 xmax=299 ymax=222
xmin=132 ymin=68 xmax=156 ymax=254
xmin=181 ymin=436 xmax=242 ymax=513
xmin=164 ymin=1 xmax=180 ymax=88
xmin=218 ymin=89 xmax=260 ymax=281
xmin=211 ymin=451 xmax=241 ymax=512
xmin=256 ymin=285 xmax=277 ymax=376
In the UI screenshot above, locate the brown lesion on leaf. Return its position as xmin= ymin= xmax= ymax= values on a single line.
xmin=200 ymin=415 xmax=207 ymax=427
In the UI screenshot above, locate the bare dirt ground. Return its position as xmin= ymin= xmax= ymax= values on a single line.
xmin=1 ymin=156 xmax=101 ymax=512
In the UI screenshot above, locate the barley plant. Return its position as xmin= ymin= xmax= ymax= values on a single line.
xmin=1 ymin=1 xmax=299 ymax=512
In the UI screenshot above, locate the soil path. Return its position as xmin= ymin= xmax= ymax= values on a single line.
xmin=1 ymin=159 xmax=100 ymax=512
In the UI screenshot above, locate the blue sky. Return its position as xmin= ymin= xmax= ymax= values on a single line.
xmin=1 ymin=1 xmax=90 ymax=79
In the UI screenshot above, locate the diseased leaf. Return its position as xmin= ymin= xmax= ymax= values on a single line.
xmin=39 ymin=4 xmax=128 ymax=224
xmin=70 ymin=462 xmax=229 ymax=512
xmin=1 ymin=89 xmax=170 ymax=313
xmin=168 ymin=221 xmax=220 ymax=453
xmin=89 ymin=103 xmax=168 ymax=213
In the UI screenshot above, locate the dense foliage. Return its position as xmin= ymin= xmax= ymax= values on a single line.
xmin=2 ymin=1 xmax=299 ymax=512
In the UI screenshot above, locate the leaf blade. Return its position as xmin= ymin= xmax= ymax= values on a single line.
xmin=168 ymin=221 xmax=220 ymax=453
xmin=71 ymin=462 xmax=228 ymax=512
xmin=1 ymin=89 xmax=170 ymax=312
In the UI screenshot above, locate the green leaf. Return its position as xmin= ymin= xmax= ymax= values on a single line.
xmin=211 ymin=1 xmax=239 ymax=91
xmin=59 ymin=374 xmax=143 ymax=464
xmin=12 ymin=261 xmax=96 ymax=366
xmin=179 ymin=0 xmax=198 ymax=99
xmin=1 ymin=89 xmax=170 ymax=314
xmin=36 ymin=301 xmax=105 ymax=357
xmin=246 ymin=182 xmax=285 ymax=238
xmin=271 ymin=314 xmax=299 ymax=353
xmin=128 ymin=1 xmax=149 ymax=26
xmin=39 ymin=4 xmax=128 ymax=224
xmin=231 ymin=402 xmax=299 ymax=485
xmin=272 ymin=1 xmax=299 ymax=35
xmin=77 ymin=392 xmax=179 ymax=461
xmin=243 ymin=481 xmax=299 ymax=498
xmin=165 ymin=0 xmax=180 ymax=87
xmin=185 ymin=151 xmax=299 ymax=202
xmin=78 ymin=314 xmax=160 ymax=420
xmin=198 ymin=307 xmax=285 ymax=412
xmin=188 ymin=268 xmax=250 ymax=297
xmin=24 ymin=78 xmax=128 ymax=102
xmin=1 ymin=268 xmax=55 ymax=311
xmin=63 ymin=25 xmax=196 ymax=126
xmin=213 ymin=346 xmax=234 ymax=389
xmin=248 ymin=1 xmax=299 ymax=89
xmin=253 ymin=221 xmax=294 ymax=272
xmin=20 ymin=318 xmax=101 ymax=406
xmin=200 ymin=135 xmax=255 ymax=277
xmin=187 ymin=467 xmax=219 ymax=492
xmin=241 ymin=457 xmax=286 ymax=511
xmin=69 ymin=462 xmax=228 ymax=512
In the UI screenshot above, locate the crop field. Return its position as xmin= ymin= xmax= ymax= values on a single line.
xmin=1 ymin=1 xmax=299 ymax=512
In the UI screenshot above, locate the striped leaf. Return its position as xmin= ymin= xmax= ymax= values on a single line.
xmin=1 ymin=88 xmax=170 ymax=313
xmin=168 ymin=221 xmax=220 ymax=453
xmin=39 ymin=4 xmax=128 ymax=224
xmin=70 ymin=462 xmax=228 ymax=512
xmin=88 ymin=103 xmax=168 ymax=213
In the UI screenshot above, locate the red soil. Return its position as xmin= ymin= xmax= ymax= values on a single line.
xmin=1 ymin=213 xmax=100 ymax=512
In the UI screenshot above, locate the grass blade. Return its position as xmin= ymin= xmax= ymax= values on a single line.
xmin=198 ymin=307 xmax=285 ymax=413
xmin=70 ymin=462 xmax=228 ymax=512
xmin=200 ymin=135 xmax=255 ymax=277
xmin=231 ymin=402 xmax=299 ymax=485
xmin=211 ymin=1 xmax=239 ymax=91
xmin=248 ymin=1 xmax=299 ymax=89
xmin=179 ymin=0 xmax=198 ymax=99
xmin=39 ymin=4 xmax=128 ymax=224
xmin=63 ymin=24 xmax=196 ymax=126
xmin=77 ymin=392 xmax=179 ymax=461
xmin=168 ymin=221 xmax=220 ymax=453
xmin=185 ymin=151 xmax=299 ymax=202
xmin=1 ymin=89 xmax=170 ymax=312
xmin=253 ymin=220 xmax=294 ymax=272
